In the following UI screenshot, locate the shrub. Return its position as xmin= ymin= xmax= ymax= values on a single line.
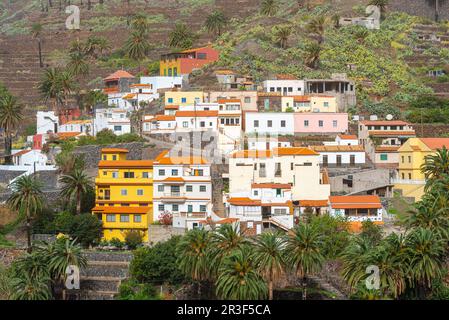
xmin=158 ymin=212 xmax=173 ymax=226
xmin=69 ymin=214 xmax=103 ymax=247
xmin=110 ymin=237 xmax=125 ymax=249
xmin=130 ymin=236 xmax=186 ymax=285
xmin=117 ymin=279 xmax=159 ymax=300
xmin=360 ymin=220 xmax=383 ymax=245
xmin=125 ymin=230 xmax=144 ymax=250
xmin=96 ymin=129 xmax=117 ymax=145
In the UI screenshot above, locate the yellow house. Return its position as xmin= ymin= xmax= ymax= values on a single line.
xmin=394 ymin=138 xmax=449 ymax=201
xmin=164 ymin=91 xmax=204 ymax=106
xmin=281 ymin=95 xmax=337 ymax=113
xmin=92 ymin=148 xmax=154 ymax=242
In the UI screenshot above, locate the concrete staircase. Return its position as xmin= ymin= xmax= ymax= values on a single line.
xmin=66 ymin=251 xmax=133 ymax=300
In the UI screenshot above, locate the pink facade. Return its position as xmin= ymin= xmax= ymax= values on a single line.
xmin=294 ymin=113 xmax=348 ymax=134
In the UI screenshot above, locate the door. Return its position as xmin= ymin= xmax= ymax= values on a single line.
xmin=104 ymin=189 xmax=110 ymax=200
xmin=350 ymin=155 xmax=355 ymax=166
xmin=337 ymin=155 xmax=342 ymax=167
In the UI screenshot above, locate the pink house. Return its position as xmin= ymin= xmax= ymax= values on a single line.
xmin=294 ymin=113 xmax=348 ymax=134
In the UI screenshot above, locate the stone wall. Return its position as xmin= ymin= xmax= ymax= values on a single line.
xmin=389 ymin=0 xmax=449 ymax=21
xmin=329 ymin=168 xmax=394 ymax=195
xmin=148 ymin=225 xmax=185 ymax=245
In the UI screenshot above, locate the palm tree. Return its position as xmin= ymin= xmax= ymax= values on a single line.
xmin=0 ymin=93 xmax=23 ymax=165
xmin=405 ymin=227 xmax=445 ymax=297
xmin=59 ymin=168 xmax=93 ymax=215
xmin=306 ymin=15 xmax=328 ymax=44
xmin=130 ymin=13 xmax=150 ymax=34
xmin=31 ymin=23 xmax=44 ymax=68
xmin=260 ymin=0 xmax=279 ymax=16
xmin=123 ymin=31 xmax=151 ymax=71
xmin=286 ymin=224 xmax=324 ymax=300
xmin=176 ymin=228 xmax=212 ymax=297
xmin=38 ymin=68 xmax=64 ymax=112
xmin=273 ymin=24 xmax=292 ymax=49
xmin=168 ymin=23 xmax=198 ymax=49
xmin=67 ymin=51 xmax=89 ymax=77
xmin=10 ymin=272 xmax=52 ymax=300
xmin=432 ymin=0 xmax=441 ymax=22
xmin=421 ymin=146 xmax=449 ymax=187
xmin=7 ymin=176 xmax=44 ymax=253
xmin=252 ymin=231 xmax=286 ymax=300
xmin=303 ymin=41 xmax=321 ymax=69
xmin=216 ymin=246 xmax=268 ymax=300
xmin=208 ymin=223 xmax=246 ymax=279
xmin=85 ymin=36 xmax=110 ymax=59
xmin=204 ymin=10 xmax=228 ymax=37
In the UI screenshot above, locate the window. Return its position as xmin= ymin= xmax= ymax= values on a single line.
xmin=276 ymin=189 xmax=282 ymax=197
xmin=200 ymin=185 xmax=206 ymax=192
xmin=380 ymin=154 xmax=388 ymax=161
xmin=106 ymin=214 xmax=115 ymax=222
xmin=168 ymin=98 xmax=173 ymax=103
xmin=159 ymin=169 xmax=165 ymax=176
xmin=267 ymin=120 xmax=272 ymax=127
xmin=270 ymin=87 xmax=275 ymax=92
xmin=259 ymin=163 xmax=266 ymax=177
xmin=200 ymin=205 xmax=207 ymax=212
xmin=158 ymin=185 xmax=164 ymax=192
xmin=408 ymin=156 xmax=411 ymax=163
xmin=172 ymin=204 xmax=179 ymax=212
xmin=408 ymin=173 xmax=412 ymax=180
xmin=187 ymin=205 xmax=193 ymax=212
xmin=183 ymin=121 xmax=188 ymax=128
xmin=158 ymin=204 xmax=165 ymax=211
xmin=333 ymin=120 xmax=338 ymax=127
xmin=124 ymin=172 xmax=135 ymax=178
xmin=121 ymin=189 xmax=127 ymax=196
xmin=288 ymin=87 xmax=293 ymax=92
xmin=114 ymin=125 xmax=122 ymax=131
xmin=324 ymin=102 xmax=329 ymax=107
xmin=193 ymin=169 xmax=204 ymax=176
xmin=103 ymin=171 xmax=107 ymax=176
xmin=401 ymin=156 xmax=404 ymax=163
xmin=281 ymin=120 xmax=286 ymax=127
xmin=200 ymin=121 xmax=205 ymax=127
xmin=172 ymin=169 xmax=178 ymax=176
xmin=323 ymin=155 xmax=328 ymax=166
xmin=134 ymin=215 xmax=142 ymax=223
xmin=254 ymin=190 xmax=258 ymax=196
xmin=275 ymin=163 xmax=282 ymax=177
xmin=120 ymin=215 xmax=129 ymax=223
xmin=402 ymin=173 xmax=405 ymax=179
xmin=304 ymin=120 xmax=309 ymax=127
xmin=186 ymin=185 xmax=193 ymax=192
xmin=103 ymin=155 xmax=107 ymax=160
xmin=337 ymin=155 xmax=342 ymax=167
xmin=244 ymin=97 xmax=251 ymax=103
xmin=197 ymin=52 xmax=207 ymax=59
xmin=254 ymin=120 xmax=259 ymax=128
xmin=181 ymin=97 xmax=187 ymax=103
xmin=111 ymin=171 xmax=118 ymax=179
xmin=291 ymin=163 xmax=294 ymax=170
xmin=112 ymin=155 xmax=117 ymax=161
xmin=350 ymin=155 xmax=355 ymax=166
xmin=137 ymin=189 xmax=144 ymax=196
xmin=318 ymin=120 xmax=324 ymax=127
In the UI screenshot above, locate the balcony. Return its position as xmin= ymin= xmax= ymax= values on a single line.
xmin=391 ymin=178 xmax=425 ymax=185
xmin=160 ymin=192 xmax=187 ymax=202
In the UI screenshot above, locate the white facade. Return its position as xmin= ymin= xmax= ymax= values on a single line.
xmin=247 ymin=137 xmax=291 ymax=150
xmin=37 ymin=111 xmax=59 ymax=134
xmin=94 ymin=108 xmax=131 ymax=136
xmin=245 ymin=112 xmax=294 ymax=136
xmin=58 ymin=120 xmax=93 ymax=135
xmin=139 ymin=76 xmax=183 ymax=92
xmin=175 ymin=111 xmax=219 ymax=132
xmin=12 ymin=149 xmax=49 ymax=167
xmin=153 ymin=153 xmax=213 ymax=230
xmin=263 ymin=80 xmax=306 ymax=96
xmin=311 ymin=146 xmax=366 ymax=166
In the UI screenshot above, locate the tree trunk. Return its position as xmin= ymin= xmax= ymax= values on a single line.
xmin=38 ymin=38 xmax=43 ymax=68
xmin=302 ymin=276 xmax=307 ymax=300
xmin=435 ymin=0 xmax=440 ymax=22
xmin=26 ymin=209 xmax=32 ymax=253
xmin=76 ymin=188 xmax=81 ymax=215
xmin=4 ymin=134 xmax=13 ymax=165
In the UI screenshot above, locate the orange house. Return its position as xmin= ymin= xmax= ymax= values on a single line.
xmin=160 ymin=46 xmax=219 ymax=77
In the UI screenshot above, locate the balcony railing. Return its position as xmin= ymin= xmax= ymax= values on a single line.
xmin=162 ymin=192 xmax=186 ymax=198
xmin=390 ymin=178 xmax=425 ymax=185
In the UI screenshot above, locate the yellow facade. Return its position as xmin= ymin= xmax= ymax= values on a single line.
xmin=92 ymin=148 xmax=154 ymax=242
xmin=394 ymin=138 xmax=448 ymax=201
xmin=160 ymin=59 xmax=181 ymax=77
xmin=310 ymin=96 xmax=337 ymax=113
xmin=164 ymin=91 xmax=204 ymax=106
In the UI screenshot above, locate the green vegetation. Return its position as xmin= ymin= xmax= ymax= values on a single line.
xmin=0 ymin=88 xmax=23 ymax=164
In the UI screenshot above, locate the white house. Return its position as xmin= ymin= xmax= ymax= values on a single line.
xmin=140 ymin=76 xmax=183 ymax=92
xmin=153 ymin=151 xmax=213 ymax=230
xmin=310 ymin=145 xmax=366 ymax=167
xmin=175 ymin=111 xmax=219 ymax=132
xmin=143 ymin=115 xmax=176 ymax=133
xmin=11 ymin=149 xmax=49 ymax=167
xmin=245 ymin=112 xmax=294 ymax=136
xmin=58 ymin=120 xmax=93 ymax=135
xmin=247 ymin=136 xmax=291 ymax=150
xmin=36 ymin=111 xmax=59 ymax=134
xmin=94 ymin=108 xmax=131 ymax=136
xmin=324 ymin=134 xmax=359 ymax=146
xmin=263 ymin=79 xmax=306 ymax=96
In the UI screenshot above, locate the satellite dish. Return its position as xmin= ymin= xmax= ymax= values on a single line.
xmin=386 ymin=114 xmax=393 ymax=120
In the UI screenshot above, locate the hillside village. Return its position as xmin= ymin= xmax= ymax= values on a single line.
xmin=1 ymin=0 xmax=449 ymax=301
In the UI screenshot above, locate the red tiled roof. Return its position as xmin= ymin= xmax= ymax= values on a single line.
xmin=228 ymin=197 xmax=261 ymax=206
xmin=101 ymin=148 xmax=129 ymax=153
xmin=299 ymin=200 xmax=328 ymax=207
xmin=104 ymin=70 xmax=134 ymax=81
xmin=339 ymin=134 xmax=358 ymax=140
xmin=420 ymin=138 xmax=449 ymax=151
xmin=218 ymin=99 xmax=241 ymax=104
xmin=164 ymin=105 xmax=179 ymax=110
xmin=375 ymin=146 xmax=400 ymax=152
xmin=329 ymin=195 xmax=382 ymax=209
xmin=274 ymin=147 xmax=318 ymax=156
xmin=293 ymin=95 xmax=311 ymax=102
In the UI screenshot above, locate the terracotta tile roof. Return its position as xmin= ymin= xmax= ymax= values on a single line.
xmin=329 ymin=195 xmax=382 ymax=209
xmin=175 ymin=110 xmax=219 ymax=117
xmin=274 ymin=147 xmax=318 ymax=156
xmin=163 ymin=177 xmax=185 ymax=182
xmin=216 ymin=218 xmax=240 ymax=224
xmin=92 ymin=206 xmax=151 ymax=214
xmin=228 ymin=197 xmax=261 ymax=206
xmin=361 ymin=120 xmax=410 ymax=126
xmin=104 ymin=70 xmax=134 ymax=81
xmin=368 ymin=130 xmax=416 ymax=136
xmin=420 ymin=138 xmax=449 ymax=150
xmin=144 ymin=115 xmax=176 ymax=122
xmin=57 ymin=132 xmax=81 ymax=139
xmin=155 ymin=150 xmax=169 ymax=161
xmin=338 ymin=134 xmax=358 ymax=140
xmin=98 ymin=160 xmax=153 ymax=168
xmin=251 ymin=183 xmax=291 ymax=189
xmin=12 ymin=149 xmax=32 ymax=157
xmin=218 ymin=99 xmax=241 ymax=104
xmin=164 ymin=105 xmax=179 ymax=110
xmin=122 ymin=93 xmax=136 ymax=99
xmin=299 ymin=200 xmax=328 ymax=207
xmin=311 ymin=145 xmax=364 ymax=152
xmin=375 ymin=146 xmax=400 ymax=152
xmin=231 ymin=150 xmax=272 ymax=158
xmin=101 ymin=148 xmax=129 ymax=153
